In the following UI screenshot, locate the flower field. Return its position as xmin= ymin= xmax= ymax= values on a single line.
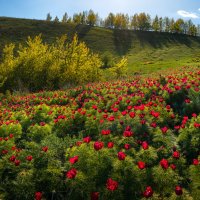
xmin=0 ymin=67 xmax=200 ymax=200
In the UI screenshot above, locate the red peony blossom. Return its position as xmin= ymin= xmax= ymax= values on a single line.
xmin=26 ymin=155 xmax=33 ymax=161
xmin=161 ymin=127 xmax=168 ymax=134
xmin=94 ymin=141 xmax=104 ymax=151
xmin=107 ymin=116 xmax=115 ymax=121
xmin=83 ymin=136 xmax=91 ymax=143
xmin=123 ymin=130 xmax=133 ymax=137
xmin=66 ymin=168 xmax=77 ymax=179
xmin=107 ymin=142 xmax=114 ymax=148
xmin=173 ymin=151 xmax=180 ymax=159
xmin=170 ymin=164 xmax=176 ymax=170
xmin=35 ymin=192 xmax=42 ymax=200
xmin=76 ymin=141 xmax=82 ymax=146
xmin=40 ymin=122 xmax=46 ymax=126
xmin=69 ymin=156 xmax=79 ymax=164
xmin=124 ymin=144 xmax=131 ymax=150
xmin=118 ymin=152 xmax=126 ymax=160
xmin=42 ymin=146 xmax=48 ymax=152
xmin=192 ymin=113 xmax=197 ymax=118
xmin=175 ymin=186 xmax=183 ymax=195
xmin=9 ymin=155 xmax=16 ymax=162
xmin=150 ymin=122 xmax=157 ymax=128
xmin=142 ymin=141 xmax=149 ymax=150
xmin=106 ymin=178 xmax=118 ymax=191
xmin=14 ymin=159 xmax=20 ymax=166
xmin=143 ymin=186 xmax=153 ymax=198
xmin=91 ymin=192 xmax=99 ymax=200
xmin=101 ymin=129 xmax=111 ymax=135
xmin=160 ymin=159 xmax=169 ymax=169
xmin=129 ymin=112 xmax=135 ymax=118
xmin=121 ymin=110 xmax=127 ymax=116
xmin=138 ymin=161 xmax=146 ymax=170
xmin=193 ymin=159 xmax=199 ymax=165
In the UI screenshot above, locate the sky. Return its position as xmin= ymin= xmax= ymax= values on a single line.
xmin=0 ymin=0 xmax=200 ymax=24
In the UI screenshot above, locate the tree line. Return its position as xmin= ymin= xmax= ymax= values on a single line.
xmin=46 ymin=10 xmax=200 ymax=36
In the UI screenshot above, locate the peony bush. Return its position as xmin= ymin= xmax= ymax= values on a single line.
xmin=0 ymin=66 xmax=199 ymax=199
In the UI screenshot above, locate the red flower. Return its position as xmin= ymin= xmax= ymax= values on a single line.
xmin=101 ymin=129 xmax=111 ymax=135
xmin=69 ymin=156 xmax=79 ymax=164
xmin=106 ymin=178 xmax=118 ymax=191
xmin=118 ymin=152 xmax=126 ymax=160
xmin=175 ymin=186 xmax=183 ymax=195
xmin=142 ymin=141 xmax=149 ymax=150
xmin=160 ymin=159 xmax=169 ymax=169
xmin=42 ymin=146 xmax=48 ymax=152
xmin=35 ymin=192 xmax=42 ymax=200
xmin=107 ymin=142 xmax=114 ymax=148
xmin=108 ymin=116 xmax=115 ymax=121
xmin=124 ymin=144 xmax=131 ymax=150
xmin=123 ymin=130 xmax=133 ymax=137
xmin=76 ymin=141 xmax=82 ymax=146
xmin=173 ymin=151 xmax=180 ymax=159
xmin=150 ymin=122 xmax=157 ymax=128
xmin=143 ymin=186 xmax=153 ymax=198
xmin=9 ymin=155 xmax=16 ymax=162
xmin=91 ymin=192 xmax=99 ymax=200
xmin=161 ymin=127 xmax=168 ymax=134
xmin=138 ymin=161 xmax=146 ymax=170
xmin=129 ymin=112 xmax=135 ymax=118
xmin=14 ymin=159 xmax=20 ymax=166
xmin=40 ymin=122 xmax=46 ymax=126
xmin=26 ymin=155 xmax=33 ymax=161
xmin=83 ymin=136 xmax=91 ymax=143
xmin=121 ymin=110 xmax=127 ymax=116
xmin=170 ymin=164 xmax=176 ymax=170
xmin=66 ymin=168 xmax=77 ymax=179
xmin=193 ymin=159 xmax=199 ymax=165
xmin=94 ymin=141 xmax=104 ymax=151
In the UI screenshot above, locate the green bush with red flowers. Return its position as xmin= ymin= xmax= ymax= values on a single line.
xmin=0 ymin=66 xmax=200 ymax=200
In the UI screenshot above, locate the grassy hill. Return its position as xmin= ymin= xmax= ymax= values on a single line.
xmin=1 ymin=17 xmax=200 ymax=74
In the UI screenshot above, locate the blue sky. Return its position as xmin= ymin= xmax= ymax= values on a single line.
xmin=1 ymin=0 xmax=200 ymax=24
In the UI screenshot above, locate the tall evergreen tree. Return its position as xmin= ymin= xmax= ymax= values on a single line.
xmin=152 ymin=15 xmax=159 ymax=32
xmin=46 ymin=13 xmax=52 ymax=21
xmin=62 ymin=12 xmax=68 ymax=23
xmin=54 ymin=16 xmax=59 ymax=23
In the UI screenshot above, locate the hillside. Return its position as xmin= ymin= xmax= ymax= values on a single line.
xmin=1 ymin=17 xmax=200 ymax=73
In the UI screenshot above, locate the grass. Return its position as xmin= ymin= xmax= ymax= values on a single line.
xmin=1 ymin=16 xmax=200 ymax=73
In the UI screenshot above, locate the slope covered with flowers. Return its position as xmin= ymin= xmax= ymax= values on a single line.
xmin=0 ymin=67 xmax=200 ymax=200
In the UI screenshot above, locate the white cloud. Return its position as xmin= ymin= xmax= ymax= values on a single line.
xmin=177 ymin=10 xmax=199 ymax=18
xmin=198 ymin=8 xmax=200 ymax=11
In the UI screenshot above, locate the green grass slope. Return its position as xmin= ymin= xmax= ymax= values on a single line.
xmin=1 ymin=17 xmax=200 ymax=73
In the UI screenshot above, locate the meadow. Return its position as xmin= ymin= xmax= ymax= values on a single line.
xmin=0 ymin=66 xmax=199 ymax=199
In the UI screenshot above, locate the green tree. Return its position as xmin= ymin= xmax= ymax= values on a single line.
xmin=131 ymin=14 xmax=138 ymax=30
xmin=137 ymin=13 xmax=151 ymax=31
xmin=87 ymin=9 xmax=97 ymax=26
xmin=46 ymin=13 xmax=52 ymax=21
xmin=62 ymin=12 xmax=68 ymax=23
xmin=174 ymin=18 xmax=185 ymax=34
xmin=105 ymin=13 xmax=115 ymax=28
xmin=54 ymin=16 xmax=59 ymax=23
xmin=163 ymin=17 xmax=170 ymax=32
xmin=152 ymin=15 xmax=159 ymax=32
xmin=73 ymin=13 xmax=82 ymax=24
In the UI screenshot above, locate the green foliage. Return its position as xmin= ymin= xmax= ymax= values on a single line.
xmin=0 ymin=34 xmax=103 ymax=92
xmin=108 ymin=57 xmax=128 ymax=79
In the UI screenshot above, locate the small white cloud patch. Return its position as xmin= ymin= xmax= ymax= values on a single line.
xmin=177 ymin=10 xmax=199 ymax=18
